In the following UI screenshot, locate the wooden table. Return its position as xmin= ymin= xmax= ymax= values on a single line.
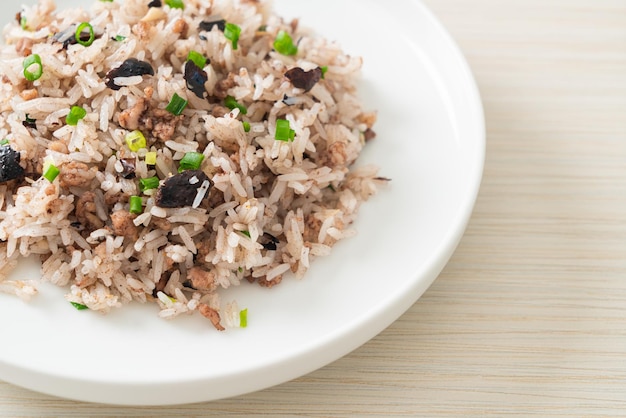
xmin=1 ymin=0 xmax=625 ymax=416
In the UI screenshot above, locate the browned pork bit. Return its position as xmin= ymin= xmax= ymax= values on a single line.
xmin=213 ymin=72 xmax=236 ymax=99
xmin=75 ymin=191 xmax=104 ymax=229
xmin=198 ymin=303 xmax=225 ymax=331
xmin=19 ymin=88 xmax=38 ymax=101
xmin=284 ymin=66 xmax=323 ymax=92
xmin=15 ymin=37 xmax=34 ymax=57
xmin=154 ymin=170 xmax=211 ymax=208
xmin=186 ymin=267 xmax=217 ymax=292
xmin=58 ymin=161 xmax=97 ymax=189
xmin=118 ymin=98 xmax=147 ymax=131
xmin=172 ymin=19 xmax=189 ymax=37
xmin=110 ymin=210 xmax=138 ymax=239
xmin=105 ymin=58 xmax=154 ymax=90
xmin=140 ymin=108 xmax=183 ymax=142
xmin=363 ymin=128 xmax=376 ymax=142
xmin=0 ymin=145 xmax=24 ymax=183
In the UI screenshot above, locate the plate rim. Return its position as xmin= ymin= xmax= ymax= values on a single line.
xmin=0 ymin=0 xmax=485 ymax=405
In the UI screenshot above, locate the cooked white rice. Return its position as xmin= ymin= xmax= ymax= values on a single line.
xmin=0 ymin=0 xmax=383 ymax=329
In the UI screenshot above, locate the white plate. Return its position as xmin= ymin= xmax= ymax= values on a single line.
xmin=0 ymin=0 xmax=484 ymax=405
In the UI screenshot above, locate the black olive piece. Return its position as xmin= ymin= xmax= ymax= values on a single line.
xmin=154 ymin=170 xmax=211 ymax=208
xmin=148 ymin=0 xmax=162 ymax=7
xmin=105 ymin=58 xmax=155 ymax=90
xmin=0 ymin=146 xmax=24 ymax=183
xmin=184 ymin=60 xmax=208 ymax=99
xmin=259 ymin=233 xmax=279 ymax=251
xmin=282 ymin=94 xmax=298 ymax=106
xmin=284 ymin=67 xmax=323 ymax=92
xmin=70 ymin=221 xmax=84 ymax=231
xmin=152 ymin=275 xmax=169 ymax=298
xmin=119 ymin=158 xmax=136 ymax=179
xmin=198 ymin=19 xmax=226 ymax=33
xmin=22 ymin=115 xmax=36 ymax=129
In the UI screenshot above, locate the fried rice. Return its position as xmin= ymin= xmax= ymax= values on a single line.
xmin=0 ymin=0 xmax=383 ymax=330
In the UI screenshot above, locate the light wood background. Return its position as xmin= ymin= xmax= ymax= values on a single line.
xmin=2 ymin=0 xmax=625 ymax=416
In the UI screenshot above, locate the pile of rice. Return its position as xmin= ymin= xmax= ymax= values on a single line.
xmin=0 ymin=0 xmax=383 ymax=329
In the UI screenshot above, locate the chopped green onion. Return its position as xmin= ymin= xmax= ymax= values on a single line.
xmin=273 ymin=30 xmax=298 ymax=56
xmin=320 ymin=65 xmax=328 ymax=79
xmin=43 ymin=163 xmax=60 ymax=183
xmin=241 ymin=230 xmax=251 ymax=238
xmin=23 ymin=54 xmax=43 ymax=82
xmin=165 ymin=93 xmax=188 ymax=116
xmin=224 ymin=95 xmax=247 ymax=115
xmin=240 ymin=308 xmax=248 ymax=328
xmin=258 ymin=25 xmax=267 ymax=32
xmin=129 ymin=195 xmax=143 ymax=214
xmin=164 ymin=0 xmax=184 ymax=9
xmin=66 ymin=106 xmax=87 ymax=126
xmin=242 ymin=121 xmax=250 ymax=132
xmin=139 ymin=176 xmax=160 ymax=193
xmin=0 ymin=139 xmax=9 ymax=146
xmin=75 ymin=22 xmax=95 ymax=47
xmin=178 ymin=151 xmax=204 ymax=172
xmin=224 ymin=22 xmax=241 ymax=50
xmin=275 ymin=119 xmax=295 ymax=142
xmin=145 ymin=151 xmax=157 ymax=165
xmin=113 ymin=35 xmax=126 ymax=42
xmin=99 ymin=0 xmax=114 ymax=2
xmin=20 ymin=16 xmax=28 ymax=31
xmin=125 ymin=130 xmax=147 ymax=152
xmin=70 ymin=302 xmax=89 ymax=310
xmin=186 ymin=50 xmax=206 ymax=68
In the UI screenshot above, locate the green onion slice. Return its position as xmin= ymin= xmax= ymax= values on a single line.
xmin=178 ymin=151 xmax=204 ymax=172
xmin=242 ymin=121 xmax=250 ymax=132
xmin=70 ymin=302 xmax=89 ymax=310
xmin=66 ymin=106 xmax=87 ymax=126
xmin=273 ymin=30 xmax=298 ymax=56
xmin=224 ymin=22 xmax=241 ymax=50
xmin=165 ymin=93 xmax=188 ymax=116
xmin=139 ymin=176 xmax=160 ymax=193
xmin=275 ymin=119 xmax=295 ymax=142
xmin=320 ymin=65 xmax=328 ymax=79
xmin=224 ymin=95 xmax=247 ymax=115
xmin=0 ymin=139 xmax=9 ymax=146
xmin=145 ymin=151 xmax=157 ymax=165
xmin=241 ymin=230 xmax=251 ymax=238
xmin=114 ymin=35 xmax=126 ymax=42
xmin=23 ymin=54 xmax=43 ymax=82
xmin=75 ymin=22 xmax=95 ymax=47
xmin=129 ymin=195 xmax=143 ymax=214
xmin=240 ymin=308 xmax=248 ymax=328
xmin=186 ymin=50 xmax=206 ymax=68
xmin=43 ymin=163 xmax=60 ymax=183
xmin=164 ymin=0 xmax=184 ymax=9
xmin=125 ymin=130 xmax=147 ymax=152
xmin=20 ymin=16 xmax=28 ymax=31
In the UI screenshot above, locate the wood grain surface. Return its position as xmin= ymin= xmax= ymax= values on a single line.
xmin=1 ymin=0 xmax=625 ymax=416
